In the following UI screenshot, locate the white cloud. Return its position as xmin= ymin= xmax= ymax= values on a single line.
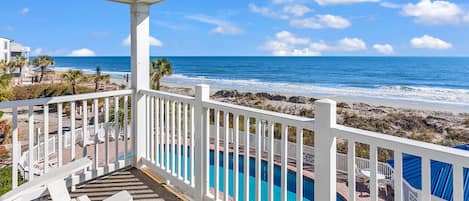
xmin=31 ymin=48 xmax=67 ymax=56
xmin=67 ymin=48 xmax=96 ymax=57
xmin=290 ymin=14 xmax=351 ymax=29
xmin=464 ymin=14 xmax=469 ymax=23
xmin=308 ymin=38 xmax=367 ymax=51
xmin=380 ymin=2 xmax=401 ymax=9
xmin=249 ymin=3 xmax=289 ymax=19
xmin=272 ymin=0 xmax=295 ymax=4
xmin=262 ymin=31 xmax=320 ymax=56
xmin=186 ymin=14 xmax=243 ymax=35
xmin=31 ymin=48 xmax=43 ymax=56
xmin=283 ymin=5 xmax=312 ymax=17
xmin=373 ymin=44 xmax=394 ymax=54
xmin=122 ymin=35 xmax=163 ymax=47
xmin=410 ymin=35 xmax=452 ymax=49
xmin=20 ymin=8 xmax=30 ymax=15
xmin=315 ymin=0 xmax=379 ymax=6
xmin=262 ymin=31 xmax=367 ymax=56
xmin=337 ymin=38 xmax=367 ymax=51
xmin=275 ymin=31 xmax=310 ymax=45
xmin=402 ymin=0 xmax=467 ymax=25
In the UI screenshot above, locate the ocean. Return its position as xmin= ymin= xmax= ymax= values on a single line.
xmin=51 ymin=56 xmax=469 ymax=109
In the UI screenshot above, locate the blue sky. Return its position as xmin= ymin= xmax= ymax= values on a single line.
xmin=1 ymin=0 xmax=468 ymax=56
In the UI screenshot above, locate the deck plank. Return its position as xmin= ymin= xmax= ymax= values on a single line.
xmin=70 ymin=168 xmax=182 ymax=201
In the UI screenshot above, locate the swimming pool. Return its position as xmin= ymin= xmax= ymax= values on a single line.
xmin=120 ymin=148 xmax=346 ymax=201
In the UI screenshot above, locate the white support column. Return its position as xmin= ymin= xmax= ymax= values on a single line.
xmin=314 ymin=99 xmax=337 ymax=201
xmin=130 ymin=3 xmax=150 ymax=168
xmin=194 ymin=84 xmax=209 ymax=200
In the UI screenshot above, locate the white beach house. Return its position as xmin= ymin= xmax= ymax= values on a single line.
xmin=0 ymin=1 xmax=468 ymax=201
xmin=0 ymin=37 xmax=30 ymax=62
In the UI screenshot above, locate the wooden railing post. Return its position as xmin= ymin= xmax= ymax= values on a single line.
xmin=194 ymin=84 xmax=209 ymax=200
xmin=314 ymin=99 xmax=337 ymax=201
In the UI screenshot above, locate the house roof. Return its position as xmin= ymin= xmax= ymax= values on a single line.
xmin=388 ymin=144 xmax=469 ymax=201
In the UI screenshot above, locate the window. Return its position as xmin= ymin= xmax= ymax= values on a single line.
xmin=4 ymin=41 xmax=7 ymax=50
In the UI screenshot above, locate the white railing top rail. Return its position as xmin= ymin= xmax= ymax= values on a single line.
xmin=0 ymin=89 xmax=133 ymax=109
xmin=334 ymin=125 xmax=469 ymax=167
xmin=203 ymin=99 xmax=315 ymax=129
xmin=139 ymin=89 xmax=195 ymax=103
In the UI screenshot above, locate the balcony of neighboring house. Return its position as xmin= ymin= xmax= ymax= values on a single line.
xmin=0 ymin=1 xmax=469 ymax=201
xmin=9 ymin=42 xmax=30 ymax=62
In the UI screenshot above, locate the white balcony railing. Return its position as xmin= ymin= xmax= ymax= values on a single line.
xmin=2 ymin=85 xmax=469 ymax=201
xmin=0 ymin=90 xmax=133 ymax=188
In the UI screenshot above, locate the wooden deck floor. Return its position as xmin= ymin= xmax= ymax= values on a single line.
xmin=69 ymin=168 xmax=182 ymax=201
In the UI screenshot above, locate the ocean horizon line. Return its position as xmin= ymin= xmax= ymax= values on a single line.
xmin=37 ymin=55 xmax=469 ymax=58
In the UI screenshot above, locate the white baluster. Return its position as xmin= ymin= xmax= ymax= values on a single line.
xmin=255 ymin=120 xmax=262 ymax=201
xmin=296 ymin=127 xmax=303 ymax=201
xmin=421 ymin=157 xmax=431 ymax=201
xmin=453 ymin=164 xmax=463 ymax=201
xmin=166 ymin=99 xmax=170 ymax=173
xmin=224 ymin=111 xmax=230 ymax=201
xmin=268 ymin=122 xmax=275 ymax=201
xmin=233 ymin=114 xmax=240 ymax=201
xmin=214 ymin=109 xmax=220 ymax=200
xmin=171 ymin=100 xmax=176 ymax=176
xmin=178 ymin=102 xmax=182 ymax=180
xmin=12 ymin=107 xmax=18 ymax=188
xmin=183 ymin=103 xmax=188 ymax=182
xmin=394 ymin=150 xmax=403 ymax=201
xmin=93 ymin=99 xmax=99 ymax=174
xmin=154 ymin=97 xmax=159 ymax=166
xmin=82 ymin=101 xmax=88 ymax=161
xmin=104 ymin=98 xmax=110 ymax=171
xmin=28 ymin=106 xmax=34 ymax=180
xmin=244 ymin=116 xmax=250 ymax=201
xmin=348 ymin=140 xmax=356 ymax=201
xmin=370 ymin=145 xmax=377 ymax=201
xmin=124 ymin=96 xmax=129 ymax=165
xmin=281 ymin=124 xmax=288 ymax=201
xmin=114 ymin=96 xmax=120 ymax=168
xmin=43 ymin=104 xmax=49 ymax=173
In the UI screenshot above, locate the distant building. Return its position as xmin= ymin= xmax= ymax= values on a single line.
xmin=0 ymin=37 xmax=30 ymax=62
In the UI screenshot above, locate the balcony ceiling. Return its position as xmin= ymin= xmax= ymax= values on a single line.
xmin=108 ymin=0 xmax=165 ymax=4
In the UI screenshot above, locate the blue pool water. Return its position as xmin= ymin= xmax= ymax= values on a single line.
xmin=120 ymin=148 xmax=346 ymax=201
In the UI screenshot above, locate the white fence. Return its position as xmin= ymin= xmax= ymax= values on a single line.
xmin=2 ymin=85 xmax=469 ymax=201
xmin=0 ymin=90 xmax=133 ymax=188
xmin=139 ymin=85 xmax=469 ymax=201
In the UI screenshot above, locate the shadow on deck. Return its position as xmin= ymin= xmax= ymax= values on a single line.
xmin=70 ymin=168 xmax=183 ymax=201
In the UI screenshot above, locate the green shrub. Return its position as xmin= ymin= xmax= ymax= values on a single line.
xmin=0 ymin=167 xmax=25 ymax=196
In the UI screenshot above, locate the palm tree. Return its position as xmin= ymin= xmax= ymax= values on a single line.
xmin=14 ymin=56 xmax=28 ymax=74
xmin=0 ymin=60 xmax=14 ymax=74
xmin=150 ymin=58 xmax=173 ymax=90
xmin=95 ymin=66 xmax=102 ymax=92
xmin=13 ymin=56 xmax=28 ymax=85
xmin=0 ymin=60 xmax=8 ymax=74
xmin=32 ymin=56 xmax=55 ymax=82
xmin=62 ymin=70 xmax=83 ymax=95
xmin=0 ymin=74 xmax=13 ymax=101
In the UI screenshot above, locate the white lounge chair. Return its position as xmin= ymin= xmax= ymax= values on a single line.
xmin=0 ymin=158 xmax=132 ymax=201
xmin=47 ymin=179 xmax=132 ymax=201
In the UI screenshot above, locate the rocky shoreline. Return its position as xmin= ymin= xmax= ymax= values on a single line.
xmin=161 ymin=85 xmax=469 ymax=147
